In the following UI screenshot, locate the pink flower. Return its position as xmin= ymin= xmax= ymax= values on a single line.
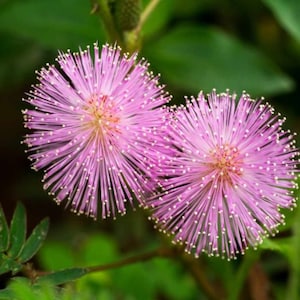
xmin=23 ymin=44 xmax=170 ymax=219
xmin=149 ymin=90 xmax=299 ymax=259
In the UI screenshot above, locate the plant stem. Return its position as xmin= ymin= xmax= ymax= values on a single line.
xmin=180 ymin=253 xmax=222 ymax=300
xmin=86 ymin=246 xmax=174 ymax=273
xmin=86 ymin=245 xmax=222 ymax=300
xmin=25 ymin=243 xmax=221 ymax=300
xmin=228 ymin=250 xmax=260 ymax=300
xmin=25 ymin=246 xmax=175 ymax=280
xmin=94 ymin=0 xmax=123 ymax=46
xmin=135 ymin=0 xmax=160 ymax=34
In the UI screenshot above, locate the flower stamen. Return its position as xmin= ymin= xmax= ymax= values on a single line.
xmin=83 ymin=93 xmax=121 ymax=136
xmin=209 ymin=144 xmax=243 ymax=183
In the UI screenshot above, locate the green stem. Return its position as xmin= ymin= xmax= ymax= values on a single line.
xmin=94 ymin=0 xmax=123 ymax=46
xmin=228 ymin=250 xmax=260 ymax=300
xmin=86 ymin=246 xmax=173 ymax=273
xmin=88 ymin=244 xmax=221 ymax=300
xmin=135 ymin=0 xmax=160 ymax=34
xmin=29 ymin=246 xmax=175 ymax=280
xmin=180 ymin=254 xmax=222 ymax=300
xmin=29 ymin=242 xmax=221 ymax=300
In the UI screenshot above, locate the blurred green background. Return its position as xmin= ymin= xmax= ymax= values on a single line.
xmin=0 ymin=0 xmax=299 ymax=299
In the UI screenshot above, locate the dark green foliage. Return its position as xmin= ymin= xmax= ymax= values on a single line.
xmin=36 ymin=268 xmax=88 ymax=286
xmin=0 ymin=206 xmax=9 ymax=252
xmin=8 ymin=203 xmax=26 ymax=258
xmin=0 ymin=0 xmax=105 ymax=50
xmin=0 ymin=277 xmax=78 ymax=300
xmin=144 ymin=25 xmax=294 ymax=98
xmin=0 ymin=203 xmax=49 ymax=276
xmin=262 ymin=0 xmax=300 ymax=42
xmin=18 ymin=218 xmax=49 ymax=263
xmin=38 ymin=232 xmax=199 ymax=300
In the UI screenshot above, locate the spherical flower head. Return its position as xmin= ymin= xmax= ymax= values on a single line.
xmin=149 ymin=90 xmax=299 ymax=259
xmin=23 ymin=43 xmax=170 ymax=219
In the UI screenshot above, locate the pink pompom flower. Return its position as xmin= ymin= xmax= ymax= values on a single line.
xmin=23 ymin=44 xmax=170 ymax=219
xmin=149 ymin=90 xmax=299 ymax=259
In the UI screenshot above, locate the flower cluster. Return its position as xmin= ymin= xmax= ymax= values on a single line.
xmin=149 ymin=91 xmax=298 ymax=259
xmin=23 ymin=44 xmax=170 ymax=219
xmin=23 ymin=44 xmax=299 ymax=258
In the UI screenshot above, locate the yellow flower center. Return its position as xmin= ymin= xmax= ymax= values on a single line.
xmin=209 ymin=144 xmax=243 ymax=182
xmin=83 ymin=94 xmax=120 ymax=136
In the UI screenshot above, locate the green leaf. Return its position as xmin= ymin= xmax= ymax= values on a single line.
xmin=8 ymin=203 xmax=26 ymax=258
xmin=262 ymin=0 xmax=300 ymax=42
xmin=0 ymin=257 xmax=22 ymax=275
xmin=36 ymin=268 xmax=88 ymax=285
xmin=35 ymin=282 xmax=59 ymax=300
xmin=144 ymin=25 xmax=294 ymax=98
xmin=0 ymin=0 xmax=105 ymax=50
xmin=259 ymin=237 xmax=294 ymax=262
xmin=18 ymin=218 xmax=49 ymax=263
xmin=8 ymin=278 xmax=38 ymax=300
xmin=0 ymin=205 xmax=9 ymax=252
xmin=277 ymin=207 xmax=297 ymax=231
xmin=5 ymin=278 xmax=69 ymax=300
xmin=0 ymin=288 xmax=13 ymax=300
